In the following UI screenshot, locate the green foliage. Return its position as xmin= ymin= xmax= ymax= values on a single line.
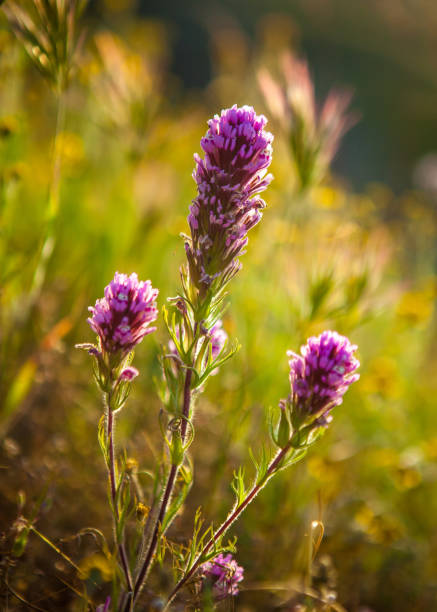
xmin=1 ymin=6 xmax=437 ymax=612
xmin=2 ymin=0 xmax=87 ymax=92
xmin=230 ymin=467 xmax=248 ymax=507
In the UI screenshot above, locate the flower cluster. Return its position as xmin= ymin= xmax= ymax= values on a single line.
xmin=258 ymin=52 xmax=356 ymax=190
xmin=185 ymin=105 xmax=273 ymax=296
xmin=288 ymin=330 xmax=360 ymax=426
xmin=88 ymin=272 xmax=158 ymax=355
xmin=201 ymin=553 xmax=244 ymax=600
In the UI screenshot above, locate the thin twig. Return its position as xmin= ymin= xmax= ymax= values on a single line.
xmin=127 ymin=367 xmax=194 ymax=610
xmin=163 ymin=441 xmax=293 ymax=610
xmin=106 ymin=394 xmax=134 ymax=595
xmin=3 ymin=579 xmax=47 ymax=612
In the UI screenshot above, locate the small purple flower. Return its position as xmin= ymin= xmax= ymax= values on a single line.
xmin=185 ymin=105 xmax=273 ymax=293
xmin=96 ymin=596 xmax=111 ymax=612
xmin=118 ymin=366 xmax=139 ymax=382
xmin=167 ymin=320 xmax=227 ymax=374
xmin=288 ymin=331 xmax=359 ymax=425
xmin=201 ymin=553 xmax=244 ymax=600
xmin=88 ymin=272 xmax=158 ymax=355
xmin=209 ymin=320 xmax=227 ymax=359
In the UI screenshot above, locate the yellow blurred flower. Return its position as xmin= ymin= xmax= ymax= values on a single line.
xmin=396 ymin=281 xmax=436 ymax=326
xmin=392 ymin=467 xmax=421 ymax=490
xmin=0 ymin=115 xmax=19 ymax=138
xmin=54 ymin=131 xmax=84 ymax=170
xmin=361 ymin=356 xmax=401 ymax=399
xmin=307 ymin=456 xmax=342 ymax=499
xmin=422 ymin=437 xmax=437 ymax=461
xmin=369 ymin=447 xmax=399 ymax=467
xmin=355 ymin=504 xmax=404 ymax=544
xmin=312 ymin=185 xmax=345 ymax=210
xmin=125 ymin=457 xmax=138 ymax=473
xmin=79 ymin=553 xmax=114 ymax=582
xmin=136 ymin=502 xmax=149 ymax=522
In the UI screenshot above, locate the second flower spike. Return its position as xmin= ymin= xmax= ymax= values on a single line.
xmin=287 ymin=330 xmax=360 ymax=427
xmin=87 ymin=272 xmax=159 ymax=356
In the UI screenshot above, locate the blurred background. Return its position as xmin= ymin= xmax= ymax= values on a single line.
xmin=1 ymin=0 xmax=437 ymax=610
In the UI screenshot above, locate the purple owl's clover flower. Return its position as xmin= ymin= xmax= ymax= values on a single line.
xmin=209 ymin=320 xmax=227 ymax=359
xmin=185 ymin=105 xmax=273 ymax=297
xmin=287 ymin=330 xmax=360 ymax=427
xmin=87 ymin=272 xmax=159 ymax=357
xmin=201 ymin=553 xmax=244 ymax=600
xmin=118 ymin=366 xmax=139 ymax=382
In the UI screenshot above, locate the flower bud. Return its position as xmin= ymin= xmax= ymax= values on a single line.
xmin=119 ymin=366 xmax=139 ymax=382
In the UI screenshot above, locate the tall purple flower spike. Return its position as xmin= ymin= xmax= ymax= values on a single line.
xmin=288 ymin=330 xmax=359 ymax=425
xmin=201 ymin=553 xmax=244 ymax=600
xmin=88 ymin=272 xmax=158 ymax=355
xmin=185 ymin=105 xmax=273 ymax=294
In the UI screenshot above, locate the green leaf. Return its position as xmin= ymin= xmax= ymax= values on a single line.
xmin=97 ymin=414 xmax=109 ymax=468
xmin=249 ymin=445 xmax=270 ymax=484
xmin=278 ymin=447 xmax=308 ymax=472
xmin=230 ymin=467 xmax=247 ymax=506
xmin=196 ymin=340 xmax=240 ymax=387
xmin=12 ymin=518 xmax=30 ymax=557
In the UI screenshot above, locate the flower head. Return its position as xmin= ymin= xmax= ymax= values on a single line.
xmin=288 ymin=330 xmax=359 ymax=425
xmin=201 ymin=553 xmax=244 ymax=600
xmin=88 ymin=272 xmax=158 ymax=355
xmin=185 ymin=105 xmax=273 ymax=295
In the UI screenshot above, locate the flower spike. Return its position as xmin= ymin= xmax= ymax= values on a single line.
xmin=87 ymin=272 xmax=158 ymax=356
xmin=185 ymin=105 xmax=273 ymax=296
xmin=288 ymin=330 xmax=360 ymax=426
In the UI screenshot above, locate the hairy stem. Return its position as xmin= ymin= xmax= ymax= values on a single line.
xmin=164 ymin=440 xmax=293 ymax=609
xmin=127 ymin=367 xmax=194 ymax=609
xmin=106 ymin=395 xmax=134 ymax=596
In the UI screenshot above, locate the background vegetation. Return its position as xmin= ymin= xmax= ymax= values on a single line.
xmin=1 ymin=1 xmax=437 ymax=610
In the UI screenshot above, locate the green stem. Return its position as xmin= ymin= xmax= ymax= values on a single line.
xmin=28 ymin=87 xmax=66 ymax=307
xmin=125 ymin=367 xmax=194 ymax=611
xmin=163 ymin=439 xmax=294 ymax=610
xmin=106 ymin=393 xmax=134 ymax=596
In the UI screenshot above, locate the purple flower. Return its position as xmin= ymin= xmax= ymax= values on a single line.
xmin=96 ymin=597 xmax=111 ymax=612
xmin=185 ymin=105 xmax=273 ymax=293
xmin=118 ymin=366 xmax=139 ymax=382
xmin=88 ymin=272 xmax=158 ymax=355
xmin=201 ymin=553 xmax=244 ymax=600
xmin=209 ymin=320 xmax=227 ymax=359
xmin=288 ymin=331 xmax=359 ymax=425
